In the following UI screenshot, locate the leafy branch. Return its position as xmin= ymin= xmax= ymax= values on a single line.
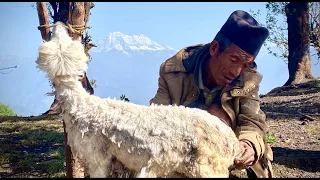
xmin=120 ymin=94 xmax=130 ymax=102
xmin=251 ymin=2 xmax=320 ymax=63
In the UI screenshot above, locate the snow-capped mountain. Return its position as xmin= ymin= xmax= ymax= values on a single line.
xmin=87 ymin=32 xmax=178 ymax=107
xmin=93 ymin=32 xmax=177 ymax=56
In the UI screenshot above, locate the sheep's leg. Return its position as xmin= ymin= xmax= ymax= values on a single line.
xmin=195 ymin=163 xmax=222 ymax=178
xmin=135 ymin=167 xmax=158 ymax=178
xmin=135 ymin=167 xmax=147 ymax=178
xmin=193 ymin=140 xmax=230 ymax=178
xmin=88 ymin=153 xmax=113 ymax=178
xmin=192 ymin=153 xmax=231 ymax=178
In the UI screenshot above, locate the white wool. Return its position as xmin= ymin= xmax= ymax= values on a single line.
xmin=36 ymin=22 xmax=243 ymax=178
xmin=36 ymin=22 xmax=88 ymax=84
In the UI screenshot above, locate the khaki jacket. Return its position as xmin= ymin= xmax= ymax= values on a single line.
xmin=150 ymin=43 xmax=273 ymax=178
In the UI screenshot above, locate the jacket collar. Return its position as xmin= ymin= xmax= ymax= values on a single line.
xmin=162 ymin=43 xmax=208 ymax=74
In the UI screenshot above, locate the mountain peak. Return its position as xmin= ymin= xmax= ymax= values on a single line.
xmin=93 ymin=32 xmax=177 ymax=54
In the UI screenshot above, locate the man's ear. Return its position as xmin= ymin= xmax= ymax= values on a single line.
xmin=210 ymin=40 xmax=220 ymax=57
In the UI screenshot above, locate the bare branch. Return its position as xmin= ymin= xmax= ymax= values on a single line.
xmin=0 ymin=65 xmax=17 ymax=74
xmin=0 ymin=65 xmax=17 ymax=71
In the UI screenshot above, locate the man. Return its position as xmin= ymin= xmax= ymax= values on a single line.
xmin=150 ymin=10 xmax=273 ymax=178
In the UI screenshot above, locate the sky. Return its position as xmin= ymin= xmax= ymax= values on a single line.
xmin=0 ymin=2 xmax=319 ymax=115
xmin=0 ymin=2 xmax=271 ymax=56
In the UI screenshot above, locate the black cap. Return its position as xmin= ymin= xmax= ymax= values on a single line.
xmin=215 ymin=10 xmax=269 ymax=56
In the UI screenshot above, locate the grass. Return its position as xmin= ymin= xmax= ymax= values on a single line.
xmin=0 ymin=116 xmax=66 ymax=178
xmin=266 ymin=134 xmax=277 ymax=143
xmin=305 ymin=124 xmax=320 ymax=137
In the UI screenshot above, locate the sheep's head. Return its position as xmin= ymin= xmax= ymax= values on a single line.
xmin=36 ymin=21 xmax=88 ymax=85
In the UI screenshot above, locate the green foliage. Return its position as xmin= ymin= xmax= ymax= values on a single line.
xmin=0 ymin=103 xmax=17 ymax=116
xmin=90 ymin=79 xmax=97 ymax=88
xmin=251 ymin=2 xmax=289 ymax=62
xmin=266 ymin=134 xmax=277 ymax=143
xmin=251 ymin=2 xmax=320 ymax=62
xmin=120 ymin=94 xmax=130 ymax=102
xmin=309 ymin=2 xmax=320 ymax=59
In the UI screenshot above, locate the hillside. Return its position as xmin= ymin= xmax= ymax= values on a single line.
xmin=0 ymin=80 xmax=319 ymax=178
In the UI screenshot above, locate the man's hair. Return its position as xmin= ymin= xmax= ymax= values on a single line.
xmin=213 ymin=32 xmax=232 ymax=53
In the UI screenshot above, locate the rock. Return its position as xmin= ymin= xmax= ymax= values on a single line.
xmin=284 ymin=139 xmax=291 ymax=143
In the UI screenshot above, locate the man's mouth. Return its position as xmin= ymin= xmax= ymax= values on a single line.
xmin=224 ymin=76 xmax=234 ymax=83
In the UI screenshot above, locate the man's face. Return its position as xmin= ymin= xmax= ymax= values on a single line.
xmin=208 ymin=41 xmax=255 ymax=87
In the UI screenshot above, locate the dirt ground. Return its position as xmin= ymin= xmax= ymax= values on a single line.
xmin=0 ymin=80 xmax=319 ymax=178
xmin=259 ymin=80 xmax=320 ymax=178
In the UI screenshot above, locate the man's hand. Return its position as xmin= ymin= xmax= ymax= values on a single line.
xmin=234 ymin=140 xmax=256 ymax=169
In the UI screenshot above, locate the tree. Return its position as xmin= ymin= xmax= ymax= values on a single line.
xmin=285 ymin=2 xmax=314 ymax=85
xmin=36 ymin=2 xmax=95 ymax=178
xmin=251 ymin=2 xmax=319 ymax=85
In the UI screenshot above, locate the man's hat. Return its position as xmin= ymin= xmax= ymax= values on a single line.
xmin=215 ymin=10 xmax=269 ymax=56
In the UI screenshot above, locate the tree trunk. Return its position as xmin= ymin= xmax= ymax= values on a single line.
xmin=284 ymin=2 xmax=315 ymax=86
xmin=36 ymin=2 xmax=51 ymax=42
xmin=43 ymin=2 xmax=94 ymax=115
xmin=37 ymin=2 xmax=95 ymax=178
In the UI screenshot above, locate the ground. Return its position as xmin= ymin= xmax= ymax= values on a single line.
xmin=259 ymin=80 xmax=320 ymax=178
xmin=0 ymin=80 xmax=319 ymax=178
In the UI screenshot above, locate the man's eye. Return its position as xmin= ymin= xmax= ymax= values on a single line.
xmin=230 ymin=58 xmax=237 ymax=62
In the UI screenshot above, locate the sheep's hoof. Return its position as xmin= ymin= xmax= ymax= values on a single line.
xmin=135 ymin=167 xmax=147 ymax=178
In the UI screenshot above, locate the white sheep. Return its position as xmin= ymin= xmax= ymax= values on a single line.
xmin=36 ymin=22 xmax=243 ymax=178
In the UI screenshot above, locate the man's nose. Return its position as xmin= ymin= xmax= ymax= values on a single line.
xmin=229 ymin=67 xmax=242 ymax=77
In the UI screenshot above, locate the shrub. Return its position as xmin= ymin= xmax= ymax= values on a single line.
xmin=0 ymin=103 xmax=17 ymax=116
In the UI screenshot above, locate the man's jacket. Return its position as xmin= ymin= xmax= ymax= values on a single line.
xmin=150 ymin=43 xmax=273 ymax=178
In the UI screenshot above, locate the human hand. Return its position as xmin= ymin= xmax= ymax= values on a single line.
xmin=234 ymin=140 xmax=256 ymax=169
